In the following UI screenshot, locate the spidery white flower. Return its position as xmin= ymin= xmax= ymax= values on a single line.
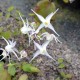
xmin=19 ymin=13 xmax=36 ymax=46
xmin=1 ymin=36 xmax=20 ymax=61
xmin=19 ymin=13 xmax=32 ymax=34
xmin=31 ymin=8 xmax=59 ymax=36
xmin=40 ymin=32 xmax=61 ymax=43
xmin=29 ymin=22 xmax=41 ymax=45
xmin=30 ymin=41 xmax=56 ymax=63
xmin=0 ymin=48 xmax=8 ymax=61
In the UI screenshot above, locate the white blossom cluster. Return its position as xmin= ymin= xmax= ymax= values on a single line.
xmin=0 ymin=9 xmax=61 ymax=63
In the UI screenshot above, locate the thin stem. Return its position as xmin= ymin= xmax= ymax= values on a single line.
xmin=2 ymin=36 xmax=9 ymax=45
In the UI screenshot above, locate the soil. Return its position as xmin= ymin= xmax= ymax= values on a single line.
xmin=0 ymin=0 xmax=80 ymax=80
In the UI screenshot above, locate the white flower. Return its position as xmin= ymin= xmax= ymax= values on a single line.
xmin=30 ymin=41 xmax=56 ymax=62
xmin=19 ymin=13 xmax=36 ymax=46
xmin=29 ymin=22 xmax=42 ymax=45
xmin=31 ymin=9 xmax=59 ymax=36
xmin=0 ymin=48 xmax=8 ymax=61
xmin=19 ymin=13 xmax=32 ymax=34
xmin=2 ymin=36 xmax=20 ymax=61
xmin=40 ymin=32 xmax=61 ymax=43
xmin=19 ymin=50 xmax=28 ymax=60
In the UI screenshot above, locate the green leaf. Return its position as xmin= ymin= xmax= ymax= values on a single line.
xmin=0 ymin=27 xmax=3 ymax=33
xmin=2 ymin=31 xmax=11 ymax=39
xmin=7 ymin=6 xmax=14 ymax=12
xmin=55 ymin=77 xmax=60 ymax=80
xmin=13 ymin=29 xmax=20 ymax=36
xmin=22 ymin=62 xmax=40 ymax=73
xmin=60 ymin=72 xmax=66 ymax=78
xmin=0 ymin=12 xmax=3 ymax=17
xmin=29 ymin=13 xmax=35 ymax=16
xmin=58 ymin=63 xmax=65 ymax=69
xmin=58 ymin=58 xmax=64 ymax=64
xmin=0 ymin=69 xmax=11 ymax=80
xmin=8 ymin=66 xmax=16 ymax=76
xmin=66 ymin=74 xmax=72 ymax=79
xmin=33 ymin=0 xmax=56 ymax=22
xmin=63 ymin=0 xmax=69 ymax=3
xmin=5 ymin=13 xmax=10 ymax=19
xmin=0 ymin=62 xmax=4 ymax=72
xmin=18 ymin=74 xmax=28 ymax=80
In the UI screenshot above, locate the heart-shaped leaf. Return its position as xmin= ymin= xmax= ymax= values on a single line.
xmin=8 ymin=65 xmax=16 ymax=76
xmin=22 ymin=62 xmax=40 ymax=73
xmin=58 ymin=58 xmax=64 ymax=64
xmin=58 ymin=63 xmax=65 ymax=69
xmin=32 ymin=0 xmax=56 ymax=22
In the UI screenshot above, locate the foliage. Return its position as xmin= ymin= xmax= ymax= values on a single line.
xmin=60 ymin=72 xmax=72 ymax=79
xmin=1 ymin=31 xmax=11 ymax=39
xmin=57 ymin=58 xmax=72 ymax=79
xmin=58 ymin=58 xmax=65 ymax=69
xmin=22 ymin=62 xmax=40 ymax=73
xmin=0 ymin=6 xmax=22 ymax=39
xmin=31 ymin=0 xmax=56 ymax=22
xmin=8 ymin=65 xmax=16 ymax=76
xmin=0 ymin=62 xmax=4 ymax=71
xmin=0 ymin=69 xmax=11 ymax=80
xmin=58 ymin=63 xmax=65 ymax=69
xmin=63 ymin=0 xmax=69 ymax=3
xmin=0 ymin=61 xmax=40 ymax=79
xmin=18 ymin=74 xmax=28 ymax=80
xmin=7 ymin=6 xmax=14 ymax=12
xmin=55 ymin=77 xmax=60 ymax=80
xmin=58 ymin=58 xmax=64 ymax=64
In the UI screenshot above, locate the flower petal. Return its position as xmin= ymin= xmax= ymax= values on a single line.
xmin=11 ymin=50 xmax=20 ymax=61
xmin=26 ymin=18 xmax=29 ymax=27
xmin=13 ymin=48 xmax=19 ymax=54
xmin=19 ymin=13 xmax=25 ymax=25
xmin=46 ymin=8 xmax=59 ymax=22
xmin=52 ymin=34 xmax=62 ymax=43
xmin=33 ymin=41 xmax=42 ymax=50
xmin=48 ymin=24 xmax=59 ymax=36
xmin=31 ymin=9 xmax=45 ymax=22
xmin=45 ymin=52 xmax=56 ymax=61
xmin=42 ymin=41 xmax=50 ymax=48
xmin=35 ymin=23 xmax=44 ymax=34
xmin=29 ymin=50 xmax=40 ymax=63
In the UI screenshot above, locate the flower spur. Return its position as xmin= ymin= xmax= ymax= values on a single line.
xmin=19 ymin=13 xmax=36 ymax=46
xmin=30 ymin=41 xmax=56 ymax=63
xmin=19 ymin=13 xmax=32 ymax=34
xmin=1 ymin=36 xmax=20 ymax=61
xmin=40 ymin=32 xmax=61 ymax=43
xmin=31 ymin=8 xmax=59 ymax=36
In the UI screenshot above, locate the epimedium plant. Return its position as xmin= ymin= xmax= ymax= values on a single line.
xmin=0 ymin=0 xmax=73 ymax=80
xmin=0 ymin=62 xmax=40 ymax=80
